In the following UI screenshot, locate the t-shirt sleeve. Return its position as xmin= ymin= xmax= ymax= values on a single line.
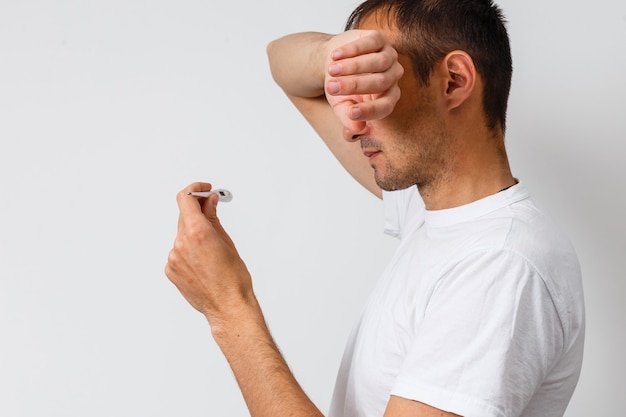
xmin=391 ymin=249 xmax=564 ymax=417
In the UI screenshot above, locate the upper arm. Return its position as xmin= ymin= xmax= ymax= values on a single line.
xmin=388 ymin=251 xmax=561 ymax=417
xmin=384 ymin=395 xmax=462 ymax=417
xmin=288 ymin=94 xmax=382 ymax=199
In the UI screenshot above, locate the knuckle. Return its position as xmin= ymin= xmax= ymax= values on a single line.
xmin=395 ymin=62 xmax=405 ymax=77
xmin=348 ymin=60 xmax=361 ymax=75
xmin=186 ymin=225 xmax=207 ymax=242
xmin=349 ymin=77 xmax=360 ymax=92
xmin=375 ymin=73 xmax=389 ymax=91
xmin=165 ymin=252 xmax=179 ymax=273
xmin=393 ymin=83 xmax=402 ymax=97
xmin=379 ymin=53 xmax=393 ymax=70
xmin=169 ymin=242 xmax=183 ymax=259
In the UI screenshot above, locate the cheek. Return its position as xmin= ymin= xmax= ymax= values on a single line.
xmin=383 ymin=134 xmax=422 ymax=171
xmin=377 ymin=102 xmax=416 ymax=140
xmin=381 ymin=89 xmax=434 ymax=136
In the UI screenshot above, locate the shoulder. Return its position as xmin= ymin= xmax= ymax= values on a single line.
xmin=441 ymin=193 xmax=585 ymax=347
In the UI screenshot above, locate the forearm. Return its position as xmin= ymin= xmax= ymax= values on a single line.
xmin=267 ymin=32 xmax=331 ymax=98
xmin=209 ymin=298 xmax=324 ymax=417
xmin=266 ymin=30 xmax=387 ymax=198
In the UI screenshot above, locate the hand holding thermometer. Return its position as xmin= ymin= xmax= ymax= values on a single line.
xmin=187 ymin=188 xmax=233 ymax=202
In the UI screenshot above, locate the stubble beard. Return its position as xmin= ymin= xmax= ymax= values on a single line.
xmin=369 ymin=121 xmax=455 ymax=194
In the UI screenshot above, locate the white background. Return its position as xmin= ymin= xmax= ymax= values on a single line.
xmin=0 ymin=0 xmax=624 ymax=416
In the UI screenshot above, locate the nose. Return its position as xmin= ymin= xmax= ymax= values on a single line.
xmin=343 ymin=123 xmax=370 ymax=142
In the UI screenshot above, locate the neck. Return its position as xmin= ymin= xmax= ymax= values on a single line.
xmin=419 ymin=131 xmax=516 ymax=210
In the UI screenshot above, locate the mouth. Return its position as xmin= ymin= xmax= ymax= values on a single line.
xmin=360 ymin=136 xmax=382 ymax=161
xmin=363 ymin=149 xmax=382 ymax=163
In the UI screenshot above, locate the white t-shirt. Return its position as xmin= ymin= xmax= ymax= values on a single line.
xmin=328 ymin=184 xmax=585 ymax=417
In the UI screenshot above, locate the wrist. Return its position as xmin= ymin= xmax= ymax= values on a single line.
xmin=207 ymin=294 xmax=269 ymax=345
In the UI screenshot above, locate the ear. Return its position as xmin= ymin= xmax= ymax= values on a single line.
xmin=441 ymin=50 xmax=476 ymax=110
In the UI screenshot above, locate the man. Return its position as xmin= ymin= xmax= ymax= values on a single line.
xmin=165 ymin=0 xmax=585 ymax=416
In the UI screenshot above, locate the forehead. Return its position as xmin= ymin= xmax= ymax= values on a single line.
xmin=356 ymin=8 xmax=399 ymax=40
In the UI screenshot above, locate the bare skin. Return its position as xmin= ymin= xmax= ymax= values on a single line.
xmin=165 ymin=10 xmax=517 ymax=417
xmin=166 ymin=183 xmax=461 ymax=417
xmin=268 ymin=13 xmax=515 ymax=209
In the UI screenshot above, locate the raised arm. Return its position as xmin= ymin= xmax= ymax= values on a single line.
xmin=267 ymin=30 xmax=404 ymax=198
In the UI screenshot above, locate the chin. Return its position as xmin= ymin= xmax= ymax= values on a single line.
xmin=375 ymin=176 xmax=413 ymax=192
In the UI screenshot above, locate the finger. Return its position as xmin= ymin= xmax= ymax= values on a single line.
xmin=326 ymin=71 xmax=397 ymax=97
xmin=200 ymin=193 xmax=237 ymax=250
xmin=182 ymin=182 xmax=214 ymax=196
xmin=336 ymin=108 xmax=368 ymax=138
xmin=327 ymin=56 xmax=404 ymax=97
xmin=351 ymin=85 xmax=402 ymax=121
xmin=326 ymin=73 xmax=384 ymax=97
xmin=328 ymin=46 xmax=397 ymax=77
xmin=331 ymin=30 xmax=388 ymax=60
xmin=177 ymin=182 xmax=213 ymax=214
xmin=330 ymin=99 xmax=364 ymax=129
xmin=176 ymin=182 xmax=213 ymax=231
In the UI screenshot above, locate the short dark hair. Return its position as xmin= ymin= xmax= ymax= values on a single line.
xmin=346 ymin=0 xmax=513 ymax=133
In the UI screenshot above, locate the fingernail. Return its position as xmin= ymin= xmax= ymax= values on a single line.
xmin=350 ymin=107 xmax=362 ymax=120
xmin=327 ymin=80 xmax=340 ymax=94
xmin=331 ymin=49 xmax=343 ymax=60
xmin=328 ymin=63 xmax=341 ymax=76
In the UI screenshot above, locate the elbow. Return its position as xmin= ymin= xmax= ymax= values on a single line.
xmin=266 ymin=39 xmax=280 ymax=83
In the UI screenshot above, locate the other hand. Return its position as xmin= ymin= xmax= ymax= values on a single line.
xmin=165 ymin=182 xmax=253 ymax=322
xmin=324 ymin=30 xmax=404 ymax=138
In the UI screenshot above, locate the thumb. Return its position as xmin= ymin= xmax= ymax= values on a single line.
xmin=332 ymin=100 xmax=367 ymax=134
xmin=201 ymin=194 xmax=237 ymax=250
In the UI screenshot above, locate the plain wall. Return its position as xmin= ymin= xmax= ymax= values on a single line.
xmin=1 ymin=0 xmax=624 ymax=415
